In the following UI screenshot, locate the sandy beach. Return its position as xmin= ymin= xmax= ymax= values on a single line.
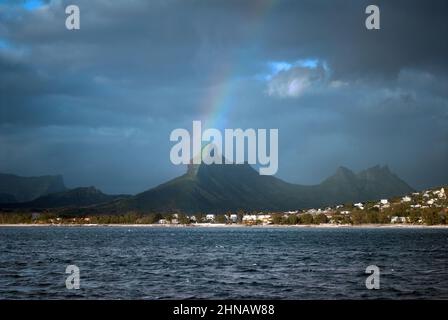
xmin=1 ymin=223 xmax=448 ymax=228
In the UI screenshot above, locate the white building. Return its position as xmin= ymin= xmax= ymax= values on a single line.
xmin=438 ymin=188 xmax=446 ymax=199
xmin=391 ymin=216 xmax=407 ymax=224
xmin=241 ymin=214 xmax=272 ymax=224
xmin=242 ymin=215 xmax=257 ymax=222
xmin=379 ymin=199 xmax=390 ymax=208
xmin=205 ymin=214 xmax=216 ymax=222
xmin=257 ymin=214 xmax=272 ymax=224
xmin=354 ymin=202 xmax=364 ymax=210
xmin=401 ymin=196 xmax=412 ymax=203
xmin=229 ymin=214 xmax=238 ymax=223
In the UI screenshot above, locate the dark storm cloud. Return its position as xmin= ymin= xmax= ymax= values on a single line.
xmin=0 ymin=0 xmax=447 ymax=193
xmin=261 ymin=0 xmax=448 ymax=80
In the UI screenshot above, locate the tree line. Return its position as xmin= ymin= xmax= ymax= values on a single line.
xmin=0 ymin=208 xmax=446 ymax=225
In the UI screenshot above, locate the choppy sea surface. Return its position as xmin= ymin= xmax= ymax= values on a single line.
xmin=0 ymin=226 xmax=447 ymax=299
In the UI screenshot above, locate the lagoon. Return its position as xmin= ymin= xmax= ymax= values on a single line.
xmin=0 ymin=226 xmax=447 ymax=299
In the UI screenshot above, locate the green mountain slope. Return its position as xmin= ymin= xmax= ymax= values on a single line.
xmin=96 ymin=162 xmax=414 ymax=214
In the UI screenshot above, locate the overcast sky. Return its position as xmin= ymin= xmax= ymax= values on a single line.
xmin=0 ymin=0 xmax=447 ymax=194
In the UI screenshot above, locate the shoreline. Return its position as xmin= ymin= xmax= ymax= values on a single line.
xmin=1 ymin=223 xmax=448 ymax=229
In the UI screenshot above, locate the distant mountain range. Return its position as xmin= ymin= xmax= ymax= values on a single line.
xmin=94 ymin=161 xmax=414 ymax=214
xmin=0 ymin=163 xmax=414 ymax=214
xmin=0 ymin=173 xmax=128 ymax=209
xmin=12 ymin=187 xmax=129 ymax=209
xmin=0 ymin=173 xmax=67 ymax=203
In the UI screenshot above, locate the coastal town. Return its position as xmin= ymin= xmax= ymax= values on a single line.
xmin=154 ymin=186 xmax=448 ymax=226
xmin=1 ymin=186 xmax=447 ymax=226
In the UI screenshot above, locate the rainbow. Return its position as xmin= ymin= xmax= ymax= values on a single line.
xmin=199 ymin=0 xmax=278 ymax=132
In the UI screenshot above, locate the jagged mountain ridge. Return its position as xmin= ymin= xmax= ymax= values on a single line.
xmin=96 ymin=162 xmax=414 ymax=214
xmin=0 ymin=164 xmax=414 ymax=213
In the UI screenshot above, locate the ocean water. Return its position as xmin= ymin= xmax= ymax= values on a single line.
xmin=0 ymin=226 xmax=447 ymax=299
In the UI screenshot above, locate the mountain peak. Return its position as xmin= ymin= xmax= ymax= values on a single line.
xmin=326 ymin=166 xmax=357 ymax=183
xmin=335 ymin=166 xmax=355 ymax=175
xmin=186 ymin=144 xmax=234 ymax=177
xmin=358 ymin=165 xmax=394 ymax=180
